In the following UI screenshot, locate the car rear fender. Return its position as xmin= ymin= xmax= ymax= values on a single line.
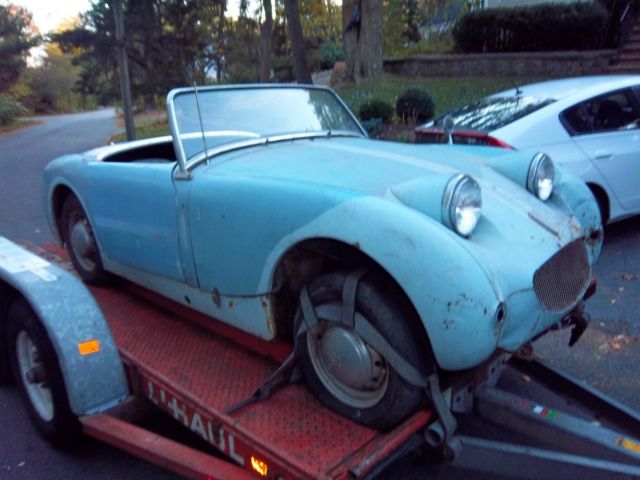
xmin=0 ymin=238 xmax=128 ymax=415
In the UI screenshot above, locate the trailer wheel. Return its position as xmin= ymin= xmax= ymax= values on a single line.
xmin=294 ymin=271 xmax=433 ymax=431
xmin=61 ymin=195 xmax=109 ymax=285
xmin=7 ymin=299 xmax=80 ymax=446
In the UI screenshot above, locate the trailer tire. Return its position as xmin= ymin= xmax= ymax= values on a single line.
xmin=7 ymin=299 xmax=81 ymax=446
xmin=61 ymin=195 xmax=110 ymax=285
xmin=294 ymin=271 xmax=433 ymax=431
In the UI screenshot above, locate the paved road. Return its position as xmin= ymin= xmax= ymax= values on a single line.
xmin=0 ymin=110 xmax=179 ymax=480
xmin=0 ymin=110 xmax=638 ymax=479
xmin=0 ymin=109 xmax=118 ymax=244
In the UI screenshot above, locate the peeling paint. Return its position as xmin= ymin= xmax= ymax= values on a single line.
xmin=211 ymin=288 xmax=220 ymax=308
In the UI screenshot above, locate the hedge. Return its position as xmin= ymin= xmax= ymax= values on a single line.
xmin=0 ymin=95 xmax=27 ymax=126
xmin=453 ymin=2 xmax=608 ymax=53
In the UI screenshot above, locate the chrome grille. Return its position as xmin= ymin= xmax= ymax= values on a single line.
xmin=533 ymin=239 xmax=590 ymax=312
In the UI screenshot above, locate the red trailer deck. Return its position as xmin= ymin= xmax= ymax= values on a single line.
xmin=10 ymin=242 xmax=639 ymax=480
xmin=37 ymin=243 xmax=434 ymax=480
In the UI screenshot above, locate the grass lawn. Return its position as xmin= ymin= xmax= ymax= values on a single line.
xmin=110 ymin=109 xmax=169 ymax=143
xmin=334 ymin=74 xmax=550 ymax=117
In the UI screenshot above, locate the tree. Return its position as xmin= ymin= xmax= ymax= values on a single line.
xmin=342 ymin=0 xmax=383 ymax=82
xmin=23 ymin=43 xmax=82 ymax=113
xmin=0 ymin=4 xmax=39 ymax=92
xmin=259 ymin=0 xmax=273 ymax=82
xmin=283 ymin=0 xmax=312 ymax=84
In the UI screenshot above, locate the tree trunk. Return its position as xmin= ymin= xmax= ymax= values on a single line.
xmin=259 ymin=0 xmax=273 ymax=82
xmin=113 ymin=0 xmax=135 ymax=140
xmin=342 ymin=0 xmax=383 ymax=82
xmin=283 ymin=0 xmax=312 ymax=84
xmin=215 ymin=2 xmax=225 ymax=82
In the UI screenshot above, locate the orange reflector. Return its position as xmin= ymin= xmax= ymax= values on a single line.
xmin=78 ymin=339 xmax=101 ymax=356
xmin=250 ymin=456 xmax=268 ymax=477
xmin=620 ymin=437 xmax=640 ymax=454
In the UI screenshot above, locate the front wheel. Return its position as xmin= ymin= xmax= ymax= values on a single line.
xmin=61 ymin=195 xmax=110 ymax=285
xmin=7 ymin=299 xmax=81 ymax=446
xmin=294 ymin=271 xmax=434 ymax=431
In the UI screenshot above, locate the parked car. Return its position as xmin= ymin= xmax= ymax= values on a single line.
xmin=415 ymin=75 xmax=640 ymax=224
xmin=44 ymin=84 xmax=602 ymax=430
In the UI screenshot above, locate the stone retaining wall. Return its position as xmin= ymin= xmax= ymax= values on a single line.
xmin=384 ymin=50 xmax=617 ymax=77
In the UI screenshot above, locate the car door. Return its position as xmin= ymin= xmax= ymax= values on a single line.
xmin=561 ymin=88 xmax=640 ymax=212
xmin=83 ymin=160 xmax=187 ymax=283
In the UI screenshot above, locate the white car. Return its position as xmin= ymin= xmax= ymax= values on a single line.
xmin=415 ymin=75 xmax=640 ymax=223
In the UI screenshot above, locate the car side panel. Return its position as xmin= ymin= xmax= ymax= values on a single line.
xmin=82 ymin=162 xmax=185 ymax=283
xmin=572 ymin=129 xmax=640 ymax=214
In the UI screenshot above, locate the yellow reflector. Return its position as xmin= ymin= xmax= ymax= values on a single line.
xmin=250 ymin=456 xmax=268 ymax=477
xmin=78 ymin=339 xmax=101 ymax=356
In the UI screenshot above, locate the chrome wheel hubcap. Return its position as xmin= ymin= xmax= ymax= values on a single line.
xmin=70 ymin=219 xmax=96 ymax=271
xmin=307 ymin=305 xmax=388 ymax=408
xmin=16 ymin=331 xmax=53 ymax=421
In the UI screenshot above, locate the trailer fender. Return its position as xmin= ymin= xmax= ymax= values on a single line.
xmin=0 ymin=237 xmax=128 ymax=416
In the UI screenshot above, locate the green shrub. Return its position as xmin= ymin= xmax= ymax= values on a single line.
xmin=0 ymin=95 xmax=27 ymax=125
xmin=453 ymin=2 xmax=607 ymax=53
xmin=395 ymin=88 xmax=435 ymax=123
xmin=359 ymin=98 xmax=394 ymax=123
xmin=317 ymin=41 xmax=344 ymax=70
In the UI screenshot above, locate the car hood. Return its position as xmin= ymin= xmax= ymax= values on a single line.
xmin=204 ymin=137 xmax=561 ymax=221
xmin=206 ymin=137 xmax=516 ymax=192
xmin=204 ymin=135 xmax=585 ymax=276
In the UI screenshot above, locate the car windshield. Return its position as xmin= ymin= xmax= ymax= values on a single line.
xmin=170 ymin=86 xmax=364 ymax=161
xmin=429 ymin=96 xmax=555 ymax=132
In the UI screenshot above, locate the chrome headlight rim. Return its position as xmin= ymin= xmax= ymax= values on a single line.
xmin=527 ymin=152 xmax=555 ymax=201
xmin=442 ymin=173 xmax=482 ymax=237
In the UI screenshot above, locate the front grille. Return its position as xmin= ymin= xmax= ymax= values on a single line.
xmin=533 ymin=239 xmax=591 ymax=312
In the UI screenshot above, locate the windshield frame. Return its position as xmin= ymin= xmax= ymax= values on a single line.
xmin=167 ymin=84 xmax=367 ymax=178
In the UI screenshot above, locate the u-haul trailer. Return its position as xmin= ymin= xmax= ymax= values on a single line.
xmin=1 ymin=237 xmax=639 ymax=479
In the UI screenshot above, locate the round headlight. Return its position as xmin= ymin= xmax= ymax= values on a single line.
xmin=442 ymin=174 xmax=482 ymax=237
xmin=527 ymin=153 xmax=554 ymax=201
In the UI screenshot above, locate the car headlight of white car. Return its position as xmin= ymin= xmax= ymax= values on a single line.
xmin=527 ymin=152 xmax=555 ymax=201
xmin=442 ymin=174 xmax=482 ymax=237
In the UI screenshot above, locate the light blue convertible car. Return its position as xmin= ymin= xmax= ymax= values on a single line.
xmin=43 ymin=85 xmax=602 ymax=430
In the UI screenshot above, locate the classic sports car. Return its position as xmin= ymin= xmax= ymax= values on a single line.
xmin=44 ymin=85 xmax=602 ymax=430
xmin=415 ymin=75 xmax=640 ymax=224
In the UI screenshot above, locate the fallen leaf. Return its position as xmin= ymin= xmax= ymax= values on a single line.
xmin=620 ymin=273 xmax=638 ymax=282
xmin=17 ymin=462 xmax=25 ymax=468
xmin=618 ymin=286 xmax=625 ymax=293
xmin=610 ymin=298 xmax=617 ymax=305
xmin=609 ymin=334 xmax=631 ymax=350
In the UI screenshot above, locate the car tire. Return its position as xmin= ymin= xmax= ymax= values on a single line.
xmin=294 ymin=270 xmax=434 ymax=431
xmin=61 ymin=195 xmax=110 ymax=285
xmin=7 ymin=299 xmax=81 ymax=446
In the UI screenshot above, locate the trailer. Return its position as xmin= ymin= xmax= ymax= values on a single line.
xmin=1 ymin=237 xmax=639 ymax=479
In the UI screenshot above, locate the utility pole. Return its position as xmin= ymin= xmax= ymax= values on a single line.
xmin=113 ymin=0 xmax=135 ymax=140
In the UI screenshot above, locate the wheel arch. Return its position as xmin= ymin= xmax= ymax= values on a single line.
xmin=48 ymin=183 xmax=85 ymax=244
xmin=586 ymin=182 xmax=610 ymax=224
xmin=262 ymin=196 xmax=501 ymax=371
xmin=270 ymin=237 xmax=432 ymax=353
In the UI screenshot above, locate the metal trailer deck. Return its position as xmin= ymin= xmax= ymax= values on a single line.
xmin=34 ymin=243 xmax=435 ymax=480
xmin=3 ymin=240 xmax=640 ymax=480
